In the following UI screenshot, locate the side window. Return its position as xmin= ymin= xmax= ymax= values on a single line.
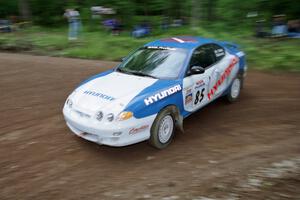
xmin=189 ymin=44 xmax=216 ymax=69
xmin=211 ymin=44 xmax=225 ymax=62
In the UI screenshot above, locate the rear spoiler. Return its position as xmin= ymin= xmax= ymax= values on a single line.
xmin=220 ymin=41 xmax=240 ymax=50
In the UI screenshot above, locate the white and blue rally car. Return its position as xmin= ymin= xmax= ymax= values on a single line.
xmin=63 ymin=36 xmax=247 ymax=149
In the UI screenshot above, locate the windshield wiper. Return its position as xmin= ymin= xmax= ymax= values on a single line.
xmin=116 ymin=67 xmax=132 ymax=75
xmin=130 ymin=71 xmax=158 ymax=79
xmin=117 ymin=68 xmax=157 ymax=79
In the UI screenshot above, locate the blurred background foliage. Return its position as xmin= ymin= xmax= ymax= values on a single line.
xmin=0 ymin=0 xmax=299 ymax=71
xmin=1 ymin=0 xmax=299 ymax=26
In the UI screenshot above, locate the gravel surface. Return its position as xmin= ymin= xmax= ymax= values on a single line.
xmin=0 ymin=53 xmax=299 ymax=200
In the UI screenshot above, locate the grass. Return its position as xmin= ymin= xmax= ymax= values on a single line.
xmin=0 ymin=25 xmax=299 ymax=71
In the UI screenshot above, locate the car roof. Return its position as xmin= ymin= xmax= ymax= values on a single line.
xmin=145 ymin=36 xmax=216 ymax=50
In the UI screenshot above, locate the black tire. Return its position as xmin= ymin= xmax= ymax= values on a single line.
xmin=226 ymin=75 xmax=243 ymax=103
xmin=149 ymin=107 xmax=175 ymax=149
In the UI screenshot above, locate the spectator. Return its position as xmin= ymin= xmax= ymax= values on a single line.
xmin=64 ymin=9 xmax=81 ymax=40
xmin=112 ymin=19 xmax=122 ymax=35
xmin=161 ymin=17 xmax=169 ymax=30
xmin=288 ymin=19 xmax=300 ymax=33
xmin=132 ymin=22 xmax=151 ymax=38
xmin=287 ymin=19 xmax=300 ymax=38
xmin=271 ymin=15 xmax=288 ymax=37
xmin=255 ymin=20 xmax=269 ymax=38
xmin=102 ymin=18 xmax=122 ymax=35
xmin=171 ymin=19 xmax=183 ymax=27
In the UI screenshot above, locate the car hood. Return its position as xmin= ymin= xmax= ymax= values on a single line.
xmin=71 ymin=71 xmax=158 ymax=114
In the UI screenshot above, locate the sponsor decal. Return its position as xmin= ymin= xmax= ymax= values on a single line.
xmin=144 ymin=85 xmax=182 ymax=106
xmin=129 ymin=125 xmax=149 ymax=135
xmin=172 ymin=37 xmax=185 ymax=43
xmin=161 ymin=37 xmax=197 ymax=43
xmin=195 ymin=80 xmax=205 ymax=89
xmin=185 ymin=88 xmax=192 ymax=93
xmin=207 ymin=58 xmax=238 ymax=100
xmin=147 ymin=46 xmax=176 ymax=50
xmin=184 ymin=87 xmax=193 ymax=105
xmin=196 ymin=80 xmax=204 ymax=86
xmin=83 ymin=90 xmax=115 ymax=101
xmin=185 ymin=93 xmax=193 ymax=105
xmin=214 ymin=49 xmax=225 ymax=57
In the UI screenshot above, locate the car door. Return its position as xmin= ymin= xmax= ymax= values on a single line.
xmin=182 ymin=44 xmax=217 ymax=112
xmin=208 ymin=44 xmax=239 ymax=100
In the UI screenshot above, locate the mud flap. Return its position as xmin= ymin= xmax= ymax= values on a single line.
xmin=176 ymin=114 xmax=184 ymax=133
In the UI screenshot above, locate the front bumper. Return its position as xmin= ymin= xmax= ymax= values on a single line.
xmin=63 ymin=107 xmax=156 ymax=147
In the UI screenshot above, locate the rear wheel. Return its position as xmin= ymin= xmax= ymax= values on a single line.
xmin=149 ymin=107 xmax=175 ymax=149
xmin=226 ymin=76 xmax=242 ymax=102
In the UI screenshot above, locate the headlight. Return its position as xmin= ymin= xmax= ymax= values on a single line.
xmin=96 ymin=111 xmax=103 ymax=121
xmin=107 ymin=113 xmax=114 ymax=122
xmin=117 ymin=111 xmax=133 ymax=121
xmin=66 ymin=99 xmax=73 ymax=108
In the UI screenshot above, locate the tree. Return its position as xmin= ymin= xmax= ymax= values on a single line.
xmin=0 ymin=0 xmax=18 ymax=18
xmin=191 ymin=0 xmax=201 ymax=28
xmin=19 ymin=0 xmax=31 ymax=20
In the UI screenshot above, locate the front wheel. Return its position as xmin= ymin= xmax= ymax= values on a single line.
xmin=149 ymin=108 xmax=175 ymax=149
xmin=226 ymin=76 xmax=242 ymax=102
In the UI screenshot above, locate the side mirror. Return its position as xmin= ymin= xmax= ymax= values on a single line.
xmin=121 ymin=57 xmax=126 ymax=62
xmin=189 ymin=66 xmax=205 ymax=75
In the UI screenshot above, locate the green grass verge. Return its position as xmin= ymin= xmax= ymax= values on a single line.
xmin=0 ymin=25 xmax=299 ymax=71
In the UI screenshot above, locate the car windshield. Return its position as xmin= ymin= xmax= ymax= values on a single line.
xmin=117 ymin=47 xmax=188 ymax=79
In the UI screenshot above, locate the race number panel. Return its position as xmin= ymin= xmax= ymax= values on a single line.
xmin=183 ymin=67 xmax=213 ymax=112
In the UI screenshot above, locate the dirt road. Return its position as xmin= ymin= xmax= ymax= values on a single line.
xmin=0 ymin=53 xmax=299 ymax=200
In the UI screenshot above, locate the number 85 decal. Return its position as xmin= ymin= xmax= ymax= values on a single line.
xmin=194 ymin=88 xmax=205 ymax=105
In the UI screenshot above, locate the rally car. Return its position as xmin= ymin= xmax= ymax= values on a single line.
xmin=63 ymin=36 xmax=247 ymax=149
